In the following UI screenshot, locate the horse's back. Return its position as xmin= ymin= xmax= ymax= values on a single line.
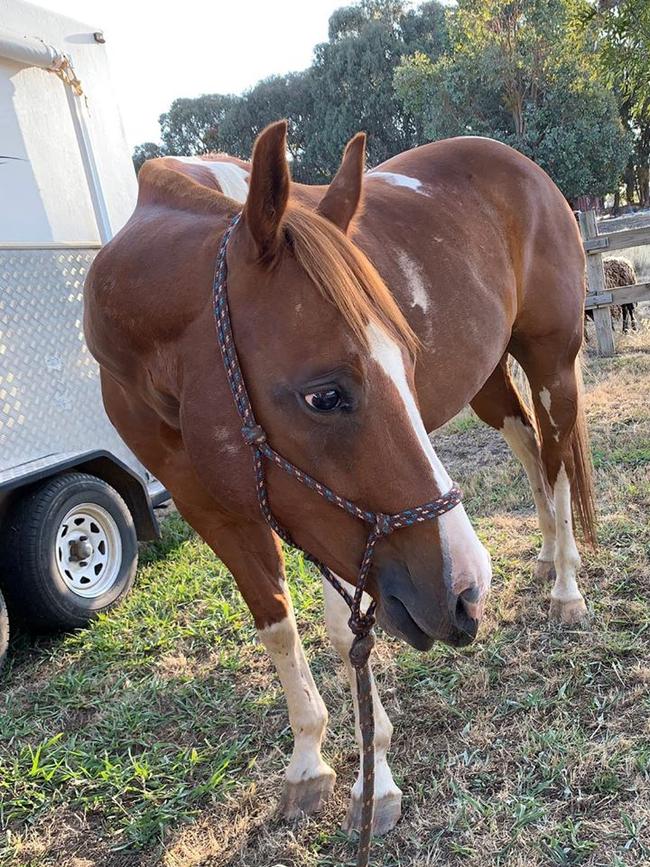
xmin=366 ymin=136 xmax=585 ymax=336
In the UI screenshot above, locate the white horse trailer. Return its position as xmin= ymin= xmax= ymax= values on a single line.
xmin=0 ymin=1 xmax=166 ymax=662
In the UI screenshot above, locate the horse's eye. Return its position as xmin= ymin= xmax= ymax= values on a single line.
xmin=304 ymin=388 xmax=342 ymax=412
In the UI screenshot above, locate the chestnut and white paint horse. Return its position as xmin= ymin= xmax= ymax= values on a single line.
xmin=84 ymin=122 xmax=594 ymax=835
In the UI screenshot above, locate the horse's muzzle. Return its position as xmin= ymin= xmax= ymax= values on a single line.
xmin=375 ymin=566 xmax=481 ymax=650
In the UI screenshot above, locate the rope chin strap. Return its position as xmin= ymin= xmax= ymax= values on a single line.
xmin=213 ymin=213 xmax=462 ymax=866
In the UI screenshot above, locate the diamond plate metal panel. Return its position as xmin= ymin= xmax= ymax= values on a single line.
xmin=0 ymin=249 xmax=150 ymax=485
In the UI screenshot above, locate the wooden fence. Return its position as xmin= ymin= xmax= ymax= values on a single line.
xmin=579 ymin=210 xmax=650 ymax=356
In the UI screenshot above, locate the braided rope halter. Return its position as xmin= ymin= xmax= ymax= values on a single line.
xmin=213 ymin=213 xmax=462 ymax=867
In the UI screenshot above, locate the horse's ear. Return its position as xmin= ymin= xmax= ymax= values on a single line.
xmin=317 ymin=132 xmax=366 ymax=233
xmin=243 ymin=120 xmax=290 ymax=263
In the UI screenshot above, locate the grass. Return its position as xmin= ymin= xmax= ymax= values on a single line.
xmin=0 ymin=321 xmax=649 ymax=867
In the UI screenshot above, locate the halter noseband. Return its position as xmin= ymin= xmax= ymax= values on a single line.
xmin=213 ymin=212 xmax=462 ymax=865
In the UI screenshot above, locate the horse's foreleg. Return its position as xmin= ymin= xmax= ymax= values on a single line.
xmin=258 ymin=601 xmax=336 ymax=817
xmin=470 ymin=358 xmax=556 ymax=576
xmin=322 ymin=577 xmax=402 ymax=836
xmin=173 ymin=500 xmax=335 ymax=818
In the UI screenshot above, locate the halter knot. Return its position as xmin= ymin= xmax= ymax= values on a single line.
xmin=374 ymin=513 xmax=392 ymax=536
xmin=241 ymin=424 xmax=266 ymax=446
xmin=348 ymin=631 xmax=376 ymax=669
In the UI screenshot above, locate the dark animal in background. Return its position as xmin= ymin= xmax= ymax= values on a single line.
xmin=586 ymin=257 xmax=638 ymax=333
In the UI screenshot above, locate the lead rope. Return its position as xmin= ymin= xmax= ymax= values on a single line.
xmin=350 ymin=631 xmax=376 ymax=865
xmin=213 ymin=213 xmax=462 ymax=867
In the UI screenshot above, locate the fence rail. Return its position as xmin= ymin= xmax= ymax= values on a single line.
xmin=578 ymin=210 xmax=650 ymax=356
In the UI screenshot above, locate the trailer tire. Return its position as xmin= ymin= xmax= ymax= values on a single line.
xmin=0 ymin=473 xmax=137 ymax=630
xmin=0 ymin=589 xmax=8 ymax=668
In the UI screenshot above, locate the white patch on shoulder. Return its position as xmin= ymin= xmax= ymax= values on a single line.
xmin=174 ymin=157 xmax=249 ymax=203
xmin=366 ymin=171 xmax=426 ymax=195
xmin=214 ymin=425 xmax=239 ymax=456
xmin=396 ymin=251 xmax=430 ymax=313
xmin=539 ymin=388 xmax=560 ymax=442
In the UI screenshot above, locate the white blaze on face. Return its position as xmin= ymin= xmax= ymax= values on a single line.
xmin=366 ymin=322 xmax=492 ymax=605
xmin=366 ymin=171 xmax=427 ymax=195
xmin=173 ymin=157 xmax=249 ymax=203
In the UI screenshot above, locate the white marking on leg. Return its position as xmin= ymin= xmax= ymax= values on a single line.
xmin=173 ymin=156 xmax=249 ymax=203
xmin=500 ymin=417 xmax=556 ymax=561
xmin=366 ymin=323 xmax=492 ymax=607
xmin=539 ymin=388 xmax=560 ymax=442
xmin=396 ymin=251 xmax=430 ymax=313
xmin=258 ymin=608 xmax=332 ymax=784
xmin=551 ymin=463 xmax=583 ymax=603
xmin=366 ymin=170 xmax=426 ymax=195
xmin=322 ymin=577 xmax=400 ymax=803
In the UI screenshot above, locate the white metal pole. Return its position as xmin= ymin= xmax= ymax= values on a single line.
xmin=63 ymin=86 xmax=113 ymax=243
xmin=0 ymin=27 xmax=113 ymax=243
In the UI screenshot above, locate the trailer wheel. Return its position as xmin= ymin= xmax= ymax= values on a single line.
xmin=0 ymin=473 xmax=137 ymax=630
xmin=0 ymin=589 xmax=8 ymax=668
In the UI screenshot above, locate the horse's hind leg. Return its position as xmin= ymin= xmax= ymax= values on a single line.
xmin=470 ymin=356 xmax=556 ymax=575
xmin=174 ymin=499 xmax=336 ymax=818
xmin=322 ymin=577 xmax=402 ymax=836
xmin=513 ymin=341 xmax=596 ymax=625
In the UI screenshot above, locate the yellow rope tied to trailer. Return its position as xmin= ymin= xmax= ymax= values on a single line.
xmin=50 ymin=55 xmax=83 ymax=97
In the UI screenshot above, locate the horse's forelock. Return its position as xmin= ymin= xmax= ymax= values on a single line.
xmin=282 ymin=206 xmax=418 ymax=356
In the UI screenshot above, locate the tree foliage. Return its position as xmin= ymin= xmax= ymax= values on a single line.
xmin=132 ymin=142 xmax=165 ymax=174
xmin=134 ymin=1 xmax=448 ymax=182
xmin=159 ymin=94 xmax=239 ymax=155
xmin=395 ymin=0 xmax=632 ymax=201
xmin=579 ymin=0 xmax=650 ymax=204
xmin=133 ymin=0 xmax=640 ymax=203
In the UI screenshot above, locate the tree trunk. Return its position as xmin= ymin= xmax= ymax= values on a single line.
xmin=624 ymin=161 xmax=636 ymax=205
xmin=637 ymin=164 xmax=650 ymax=208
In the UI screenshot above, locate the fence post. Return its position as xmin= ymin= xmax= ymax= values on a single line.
xmin=578 ymin=210 xmax=615 ymax=357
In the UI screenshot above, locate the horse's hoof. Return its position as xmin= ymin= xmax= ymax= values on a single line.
xmin=280 ymin=769 xmax=336 ymax=819
xmin=549 ymin=595 xmax=588 ymax=625
xmin=534 ymin=559 xmax=556 ymax=581
xmin=342 ymin=789 xmax=402 ymax=837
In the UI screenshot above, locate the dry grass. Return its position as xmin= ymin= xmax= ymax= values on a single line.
xmin=1 ymin=318 xmax=648 ymax=867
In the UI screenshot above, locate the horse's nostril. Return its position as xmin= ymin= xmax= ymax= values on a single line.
xmin=455 ymin=593 xmax=479 ymax=637
xmin=460 ymin=585 xmax=480 ymax=604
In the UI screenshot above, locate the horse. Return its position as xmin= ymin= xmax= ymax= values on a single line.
xmin=585 ymin=257 xmax=638 ymax=335
xmin=84 ymin=121 xmax=595 ymax=836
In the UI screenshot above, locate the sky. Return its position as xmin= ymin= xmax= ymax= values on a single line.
xmin=35 ymin=0 xmax=346 ymax=149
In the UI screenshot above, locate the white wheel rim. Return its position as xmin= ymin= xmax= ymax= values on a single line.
xmin=55 ymin=503 xmax=123 ymax=599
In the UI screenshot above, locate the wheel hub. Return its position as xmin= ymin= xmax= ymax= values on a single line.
xmin=55 ymin=503 xmax=122 ymax=599
xmin=68 ymin=538 xmax=94 ymax=562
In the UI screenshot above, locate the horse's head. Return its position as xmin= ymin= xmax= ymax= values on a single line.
xmin=223 ymin=121 xmax=491 ymax=650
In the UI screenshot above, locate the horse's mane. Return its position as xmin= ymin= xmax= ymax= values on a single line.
xmin=283 ymin=205 xmax=418 ymax=355
xmin=139 ymin=160 xmax=417 ymax=353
